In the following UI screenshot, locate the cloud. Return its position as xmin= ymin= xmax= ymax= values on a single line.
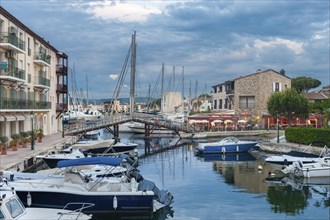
xmin=254 ymin=38 xmax=304 ymax=54
xmin=72 ymin=1 xmax=163 ymax=23
xmin=109 ymin=74 xmax=118 ymax=80
xmin=2 ymin=0 xmax=328 ymax=98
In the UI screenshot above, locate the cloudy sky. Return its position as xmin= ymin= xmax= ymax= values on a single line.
xmin=2 ymin=0 xmax=329 ymax=99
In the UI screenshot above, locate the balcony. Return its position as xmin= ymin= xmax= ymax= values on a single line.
xmin=34 ymin=53 xmax=51 ymax=66
xmin=56 ymin=103 xmax=68 ymax=112
xmin=34 ymin=75 xmax=50 ymax=89
xmin=56 ymin=64 xmax=68 ymax=75
xmin=56 ymin=84 xmax=68 ymax=93
xmin=226 ymin=89 xmax=235 ymax=96
xmin=0 ymin=64 xmax=26 ymax=83
xmin=0 ymin=98 xmax=51 ymax=110
xmin=0 ymin=32 xmax=25 ymax=53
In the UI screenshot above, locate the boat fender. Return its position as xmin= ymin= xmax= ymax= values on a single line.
xmin=306 ymin=168 xmax=310 ymax=178
xmin=236 ymin=145 xmax=239 ymax=152
xmin=113 ymin=196 xmax=118 ymax=210
xmin=221 ymin=147 xmax=226 ymax=154
xmin=27 ymin=192 xmax=32 ymax=207
xmin=284 ymin=159 xmax=288 ymax=166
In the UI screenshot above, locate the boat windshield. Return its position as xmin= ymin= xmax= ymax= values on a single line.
xmin=5 ymin=198 xmax=24 ymax=218
xmin=222 ymin=137 xmax=239 ymax=143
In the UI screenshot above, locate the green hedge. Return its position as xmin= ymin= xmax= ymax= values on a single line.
xmin=285 ymin=127 xmax=330 ymax=147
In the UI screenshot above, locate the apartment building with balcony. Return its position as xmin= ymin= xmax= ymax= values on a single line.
xmin=212 ymin=69 xmax=291 ymax=118
xmin=0 ymin=6 xmax=68 ymax=139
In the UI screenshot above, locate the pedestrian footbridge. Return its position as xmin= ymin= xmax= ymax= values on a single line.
xmin=64 ymin=113 xmax=196 ymax=140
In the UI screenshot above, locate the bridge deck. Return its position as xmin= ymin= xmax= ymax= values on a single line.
xmin=64 ymin=113 xmax=195 ymax=137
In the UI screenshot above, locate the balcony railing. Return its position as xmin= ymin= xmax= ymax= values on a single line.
xmin=0 ymin=64 xmax=26 ymax=80
xmin=226 ymin=89 xmax=234 ymax=95
xmin=0 ymin=32 xmax=25 ymax=51
xmin=56 ymin=84 xmax=68 ymax=93
xmin=36 ymin=75 xmax=50 ymax=87
xmin=56 ymin=103 xmax=68 ymax=112
xmin=56 ymin=64 xmax=68 ymax=75
xmin=34 ymin=53 xmax=51 ymax=65
xmin=0 ymin=98 xmax=51 ymax=110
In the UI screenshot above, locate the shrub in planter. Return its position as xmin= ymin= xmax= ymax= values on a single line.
xmin=0 ymin=136 xmax=8 ymax=155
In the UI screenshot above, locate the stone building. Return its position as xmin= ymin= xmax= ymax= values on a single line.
xmin=212 ymin=69 xmax=291 ymax=118
xmin=0 ymin=6 xmax=68 ymax=139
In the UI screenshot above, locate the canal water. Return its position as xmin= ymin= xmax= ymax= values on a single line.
xmin=98 ymin=132 xmax=330 ymax=220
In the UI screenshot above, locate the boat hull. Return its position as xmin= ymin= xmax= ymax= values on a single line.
xmin=196 ymin=142 xmax=257 ymax=154
xmin=83 ymin=144 xmax=138 ymax=154
xmin=16 ymin=190 xmax=154 ymax=215
xmin=301 ymin=167 xmax=330 ymax=178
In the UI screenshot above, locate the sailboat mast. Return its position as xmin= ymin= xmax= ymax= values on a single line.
xmin=130 ymin=31 xmax=136 ymax=115
xmin=161 ymin=63 xmax=164 ymax=114
xmin=182 ymin=66 xmax=184 ymax=112
xmin=86 ymin=74 xmax=89 ymax=106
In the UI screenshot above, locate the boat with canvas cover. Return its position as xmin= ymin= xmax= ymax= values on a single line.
xmin=5 ymin=157 xmax=174 ymax=215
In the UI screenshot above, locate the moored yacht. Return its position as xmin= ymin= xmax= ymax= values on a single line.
xmin=5 ymin=157 xmax=174 ymax=215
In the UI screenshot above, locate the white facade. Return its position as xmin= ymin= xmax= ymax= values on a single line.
xmin=0 ymin=6 xmax=68 ymax=140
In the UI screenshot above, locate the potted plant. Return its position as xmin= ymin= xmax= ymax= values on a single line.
xmin=20 ymin=132 xmax=28 ymax=148
xmin=0 ymin=136 xmax=8 ymax=155
xmin=37 ymin=128 xmax=43 ymax=143
xmin=10 ymin=134 xmax=20 ymax=151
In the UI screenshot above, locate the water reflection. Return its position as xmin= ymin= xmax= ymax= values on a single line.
xmin=196 ymin=151 xmax=256 ymax=162
xmin=266 ymin=176 xmax=330 ymax=215
xmin=91 ymin=206 xmax=174 ymax=220
xmin=98 ymin=131 xmax=329 ymax=219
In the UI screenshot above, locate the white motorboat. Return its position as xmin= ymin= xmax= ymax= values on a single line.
xmin=0 ymin=177 xmax=92 ymax=220
xmin=71 ymin=139 xmax=115 ymax=151
xmin=36 ymin=147 xmax=86 ymax=168
xmin=282 ymin=154 xmax=330 ymax=178
xmin=265 ymin=144 xmax=328 ymax=165
xmin=6 ymin=157 xmax=174 ymax=215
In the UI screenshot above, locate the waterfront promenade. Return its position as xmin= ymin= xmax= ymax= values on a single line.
xmin=0 ymin=133 xmax=76 ymax=171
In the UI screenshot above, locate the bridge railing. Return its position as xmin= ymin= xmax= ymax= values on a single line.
xmin=64 ymin=112 xmax=196 ymax=136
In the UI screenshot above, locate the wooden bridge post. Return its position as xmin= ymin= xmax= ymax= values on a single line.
xmin=113 ymin=124 xmax=120 ymax=143
xmin=144 ymin=123 xmax=151 ymax=139
xmin=144 ymin=139 xmax=151 ymax=155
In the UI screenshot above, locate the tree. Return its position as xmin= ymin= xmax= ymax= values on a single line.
xmin=291 ymin=76 xmax=321 ymax=93
xmin=267 ymin=89 xmax=309 ymax=125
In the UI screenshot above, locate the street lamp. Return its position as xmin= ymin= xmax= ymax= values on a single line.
xmin=30 ymin=111 xmax=34 ymax=150
xmin=277 ymin=115 xmax=280 ymax=143
xmin=62 ymin=112 xmax=64 ymax=138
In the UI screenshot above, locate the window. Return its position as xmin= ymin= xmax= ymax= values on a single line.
xmin=5 ymin=198 xmax=24 ymax=218
xmin=239 ymin=96 xmax=255 ymax=108
xmin=273 ymin=82 xmax=282 ymax=92
xmin=213 ymin=100 xmax=217 ymax=109
xmin=219 ymin=99 xmax=222 ymax=109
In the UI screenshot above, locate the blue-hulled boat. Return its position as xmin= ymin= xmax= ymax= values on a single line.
xmin=7 ymin=157 xmax=174 ymax=215
xmin=195 ymin=136 xmax=258 ymax=154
